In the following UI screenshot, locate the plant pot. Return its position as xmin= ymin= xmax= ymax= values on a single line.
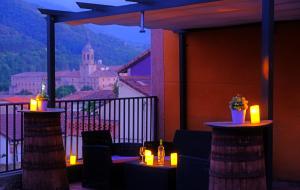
xmin=231 ymin=109 xmax=246 ymax=124
xmin=37 ymin=100 xmax=48 ymax=111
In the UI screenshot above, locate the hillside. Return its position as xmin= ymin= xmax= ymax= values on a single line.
xmin=0 ymin=0 xmax=147 ymax=91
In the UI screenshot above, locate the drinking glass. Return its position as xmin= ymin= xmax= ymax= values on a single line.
xmin=139 ymin=146 xmax=146 ymax=164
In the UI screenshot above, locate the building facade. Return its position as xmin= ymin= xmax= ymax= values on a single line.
xmin=9 ymin=43 xmax=118 ymax=95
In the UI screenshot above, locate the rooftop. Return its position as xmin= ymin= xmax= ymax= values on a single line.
xmin=0 ymin=96 xmax=32 ymax=103
xmin=62 ymin=90 xmax=116 ymax=101
xmin=118 ymin=50 xmax=150 ymax=74
xmin=120 ymin=76 xmax=151 ymax=96
xmin=91 ymin=69 xmax=118 ymax=78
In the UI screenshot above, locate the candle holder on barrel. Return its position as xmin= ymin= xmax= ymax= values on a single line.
xmin=229 ymin=94 xmax=248 ymax=124
xmin=36 ymin=81 xmax=48 ymax=111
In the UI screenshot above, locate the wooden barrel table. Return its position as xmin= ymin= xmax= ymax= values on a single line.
xmin=20 ymin=109 xmax=69 ymax=190
xmin=205 ymin=121 xmax=272 ymax=190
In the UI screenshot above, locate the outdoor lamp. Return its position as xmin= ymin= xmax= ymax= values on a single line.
xmin=250 ymin=105 xmax=260 ymax=124
xmin=30 ymin=99 xmax=38 ymax=111
xmin=170 ymin=153 xmax=178 ymax=166
xmin=70 ymin=155 xmax=77 ymax=165
xmin=140 ymin=11 xmax=145 ymax=33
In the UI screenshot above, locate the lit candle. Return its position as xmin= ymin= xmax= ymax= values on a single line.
xmin=70 ymin=155 xmax=77 ymax=165
xmin=146 ymin=155 xmax=154 ymax=166
xmin=144 ymin=150 xmax=152 ymax=164
xmin=30 ymin=99 xmax=38 ymax=111
xmin=144 ymin=150 xmax=152 ymax=157
xmin=250 ymin=105 xmax=260 ymax=124
xmin=171 ymin=153 xmax=178 ymax=166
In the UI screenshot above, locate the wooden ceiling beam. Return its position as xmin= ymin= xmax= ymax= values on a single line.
xmin=38 ymin=8 xmax=74 ymax=16
xmin=44 ymin=0 xmax=219 ymax=23
xmin=76 ymin=2 xmax=115 ymax=11
xmin=125 ymin=0 xmax=154 ymax=4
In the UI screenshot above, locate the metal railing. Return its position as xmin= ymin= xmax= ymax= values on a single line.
xmin=0 ymin=96 xmax=158 ymax=174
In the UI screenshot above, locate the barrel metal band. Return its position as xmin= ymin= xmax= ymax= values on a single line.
xmin=209 ymin=170 xmax=266 ymax=179
xmin=25 ymin=128 xmax=62 ymax=137
xmin=212 ymin=135 xmax=263 ymax=146
xmin=24 ymin=121 xmax=60 ymax=128
xmin=211 ymin=151 xmax=264 ymax=162
xmin=24 ymin=144 xmax=65 ymax=153
xmin=23 ymin=161 xmax=66 ymax=170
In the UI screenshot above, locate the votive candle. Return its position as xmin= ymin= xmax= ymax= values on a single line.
xmin=144 ymin=150 xmax=152 ymax=165
xmin=70 ymin=155 xmax=77 ymax=165
xmin=30 ymin=99 xmax=38 ymax=111
xmin=171 ymin=153 xmax=178 ymax=166
xmin=146 ymin=155 xmax=154 ymax=166
xmin=250 ymin=105 xmax=260 ymax=124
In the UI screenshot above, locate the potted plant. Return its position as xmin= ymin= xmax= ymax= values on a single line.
xmin=229 ymin=94 xmax=248 ymax=124
xmin=36 ymin=81 xmax=48 ymax=111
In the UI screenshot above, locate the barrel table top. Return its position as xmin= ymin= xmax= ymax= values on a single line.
xmin=205 ymin=120 xmax=272 ymax=128
xmin=19 ymin=108 xmax=65 ymax=113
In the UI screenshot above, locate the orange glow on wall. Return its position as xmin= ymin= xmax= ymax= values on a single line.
xmin=262 ymin=57 xmax=269 ymax=80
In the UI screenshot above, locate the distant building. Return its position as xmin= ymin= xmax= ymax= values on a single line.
xmin=9 ymin=43 xmax=118 ymax=95
xmin=118 ymin=50 xmax=151 ymax=97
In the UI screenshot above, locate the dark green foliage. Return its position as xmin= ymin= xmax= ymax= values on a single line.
xmin=16 ymin=89 xmax=33 ymax=95
xmin=0 ymin=0 xmax=148 ymax=91
xmin=83 ymin=101 xmax=98 ymax=114
xmin=80 ymin=85 xmax=93 ymax=91
xmin=56 ymin=85 xmax=76 ymax=99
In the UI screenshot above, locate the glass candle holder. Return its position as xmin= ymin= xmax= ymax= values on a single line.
xmin=250 ymin=105 xmax=260 ymax=124
xmin=171 ymin=153 xmax=178 ymax=166
xmin=146 ymin=155 xmax=154 ymax=166
xmin=30 ymin=99 xmax=38 ymax=111
xmin=70 ymin=155 xmax=77 ymax=165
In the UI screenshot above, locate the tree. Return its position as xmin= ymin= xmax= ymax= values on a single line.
xmin=80 ymin=85 xmax=93 ymax=91
xmin=16 ymin=89 xmax=33 ymax=95
xmin=56 ymin=85 xmax=76 ymax=99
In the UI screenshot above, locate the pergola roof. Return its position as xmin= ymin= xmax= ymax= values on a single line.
xmin=39 ymin=0 xmax=300 ymax=30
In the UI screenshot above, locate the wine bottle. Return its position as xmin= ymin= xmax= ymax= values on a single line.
xmin=157 ymin=139 xmax=165 ymax=165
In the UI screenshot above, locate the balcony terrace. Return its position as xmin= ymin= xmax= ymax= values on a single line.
xmin=1 ymin=0 xmax=300 ymax=190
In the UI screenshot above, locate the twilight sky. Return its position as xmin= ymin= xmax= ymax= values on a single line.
xmin=24 ymin=0 xmax=150 ymax=44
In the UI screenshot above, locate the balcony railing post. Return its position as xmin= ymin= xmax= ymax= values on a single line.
xmin=154 ymin=97 xmax=159 ymax=141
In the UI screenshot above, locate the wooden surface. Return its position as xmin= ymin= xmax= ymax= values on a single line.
xmin=128 ymin=156 xmax=177 ymax=169
xmin=22 ymin=111 xmax=69 ymax=190
xmin=205 ymin=120 xmax=272 ymax=128
xmin=209 ymin=122 xmax=267 ymax=190
xmin=67 ymin=0 xmax=300 ymax=30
